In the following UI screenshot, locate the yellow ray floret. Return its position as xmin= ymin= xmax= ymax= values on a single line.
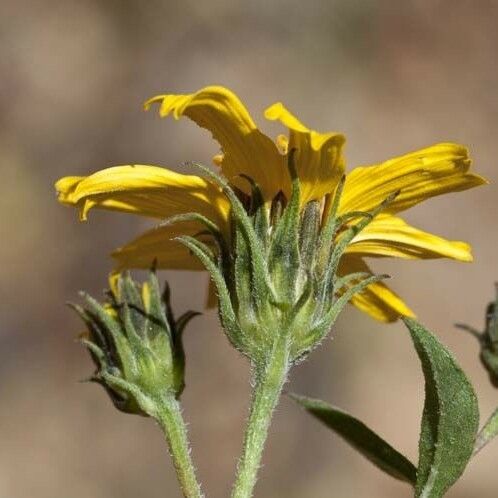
xmin=112 ymin=221 xmax=207 ymax=272
xmin=339 ymin=256 xmax=415 ymax=322
xmin=264 ymin=102 xmax=345 ymax=206
xmin=55 ymin=164 xmax=230 ymax=226
xmin=339 ymin=143 xmax=487 ymax=215
xmin=144 ymin=86 xmax=286 ymax=201
xmin=346 ymin=214 xmax=473 ymax=261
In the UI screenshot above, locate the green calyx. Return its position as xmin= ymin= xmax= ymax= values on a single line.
xmin=69 ymin=271 xmax=199 ymax=416
xmin=457 ymin=284 xmax=498 ymax=387
xmin=176 ymin=154 xmax=392 ymax=367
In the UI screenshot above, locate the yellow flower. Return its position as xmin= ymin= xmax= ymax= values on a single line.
xmin=56 ymin=86 xmax=487 ymax=322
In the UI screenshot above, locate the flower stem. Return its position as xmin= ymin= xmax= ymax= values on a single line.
xmin=156 ymin=395 xmax=203 ymax=498
xmin=231 ymin=339 xmax=291 ymax=498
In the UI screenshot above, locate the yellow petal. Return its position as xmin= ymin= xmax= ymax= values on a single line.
xmin=145 ymin=86 xmax=285 ymax=201
xmin=55 ymin=165 xmax=230 ymax=226
xmin=112 ymin=221 xmax=208 ymax=272
xmin=56 ymin=176 xmax=85 ymax=204
xmin=264 ymin=102 xmax=345 ymax=205
xmin=346 ymin=214 xmax=473 ymax=261
xmin=340 ymin=143 xmax=487 ymax=214
xmin=109 ymin=272 xmax=120 ymax=296
xmin=339 ymin=256 xmax=415 ymax=322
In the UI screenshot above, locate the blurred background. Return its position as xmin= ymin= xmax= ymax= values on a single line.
xmin=1 ymin=0 xmax=497 ymax=496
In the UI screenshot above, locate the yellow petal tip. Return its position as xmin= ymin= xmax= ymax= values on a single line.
xmin=263 ymin=102 xmax=283 ymax=120
xmin=143 ymin=95 xmax=164 ymax=112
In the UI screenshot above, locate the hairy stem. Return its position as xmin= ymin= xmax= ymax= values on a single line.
xmin=474 ymin=406 xmax=498 ymax=455
xmin=156 ymin=395 xmax=203 ymax=498
xmin=231 ymin=339 xmax=291 ymax=498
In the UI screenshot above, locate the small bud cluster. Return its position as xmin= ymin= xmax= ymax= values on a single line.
xmin=70 ymin=271 xmax=198 ymax=416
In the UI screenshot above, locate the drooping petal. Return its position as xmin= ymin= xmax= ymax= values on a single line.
xmin=56 ymin=176 xmax=85 ymax=204
xmin=111 ymin=221 xmax=207 ymax=271
xmin=55 ymin=164 xmax=230 ymax=226
xmin=339 ymin=256 xmax=415 ymax=322
xmin=264 ymin=102 xmax=345 ymax=205
xmin=145 ymin=86 xmax=285 ymax=201
xmin=340 ymin=143 xmax=487 ymax=215
xmin=346 ymin=214 xmax=473 ymax=261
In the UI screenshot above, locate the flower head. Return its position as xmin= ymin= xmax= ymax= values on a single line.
xmin=57 ymin=86 xmax=487 ymax=323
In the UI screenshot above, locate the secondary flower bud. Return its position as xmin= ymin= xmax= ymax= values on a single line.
xmin=457 ymin=284 xmax=498 ymax=387
xmin=70 ymin=271 xmax=199 ymax=415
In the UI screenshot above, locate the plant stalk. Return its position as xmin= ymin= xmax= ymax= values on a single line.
xmin=231 ymin=339 xmax=291 ymax=498
xmin=156 ymin=395 xmax=203 ymax=498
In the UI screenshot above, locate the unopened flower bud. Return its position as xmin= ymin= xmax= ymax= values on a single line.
xmin=457 ymin=284 xmax=498 ymax=387
xmin=70 ymin=271 xmax=199 ymax=416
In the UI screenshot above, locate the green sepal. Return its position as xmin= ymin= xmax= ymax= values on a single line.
xmin=305 ymin=274 xmax=389 ymax=353
xmin=175 ymin=310 xmax=201 ymax=339
xmin=79 ymin=337 xmax=108 ymax=368
xmin=234 ymin=220 xmax=255 ymax=313
xmin=121 ymin=302 xmax=147 ymax=350
xmin=333 ymin=272 xmax=371 ymax=293
xmin=298 ymin=200 xmax=321 ymax=271
xmin=314 ymin=193 xmax=396 ymax=312
xmin=175 ymin=235 xmax=245 ymax=352
xmin=318 ymin=175 xmax=345 ymax=257
xmin=68 ymin=303 xmax=110 ymax=360
xmin=80 ymin=292 xmax=136 ymax=374
xmin=143 ymin=270 xmax=171 ymax=341
xmin=403 ymin=317 xmax=479 ymax=498
xmin=159 ymin=212 xmax=228 ymax=263
xmin=100 ymin=371 xmax=158 ymax=417
xmin=118 ymin=272 xmax=145 ymax=334
xmin=190 ymin=162 xmax=273 ymax=306
xmin=324 ymin=192 xmax=398 ymax=287
xmin=269 ymin=191 xmax=285 ymax=227
xmin=237 ymin=174 xmax=269 ymax=251
xmin=159 ymin=212 xmax=222 ymax=238
xmin=289 ymin=393 xmax=417 ymax=485
xmin=170 ymin=310 xmax=200 ymax=397
xmin=268 ymin=149 xmax=302 ymax=305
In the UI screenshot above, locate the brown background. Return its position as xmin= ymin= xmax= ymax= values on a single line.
xmin=1 ymin=1 xmax=497 ymax=497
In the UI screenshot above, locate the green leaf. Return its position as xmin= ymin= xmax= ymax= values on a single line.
xmin=403 ymin=317 xmax=479 ymax=498
xmin=474 ymin=407 xmax=498 ymax=454
xmin=289 ymin=393 xmax=417 ymax=485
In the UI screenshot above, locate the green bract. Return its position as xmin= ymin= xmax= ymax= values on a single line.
xmin=175 ymin=152 xmax=392 ymax=368
xmin=70 ymin=271 xmax=199 ymax=417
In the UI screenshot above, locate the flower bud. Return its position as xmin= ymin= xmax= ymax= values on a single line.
xmin=70 ymin=271 xmax=199 ymax=416
xmin=457 ymin=284 xmax=498 ymax=387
